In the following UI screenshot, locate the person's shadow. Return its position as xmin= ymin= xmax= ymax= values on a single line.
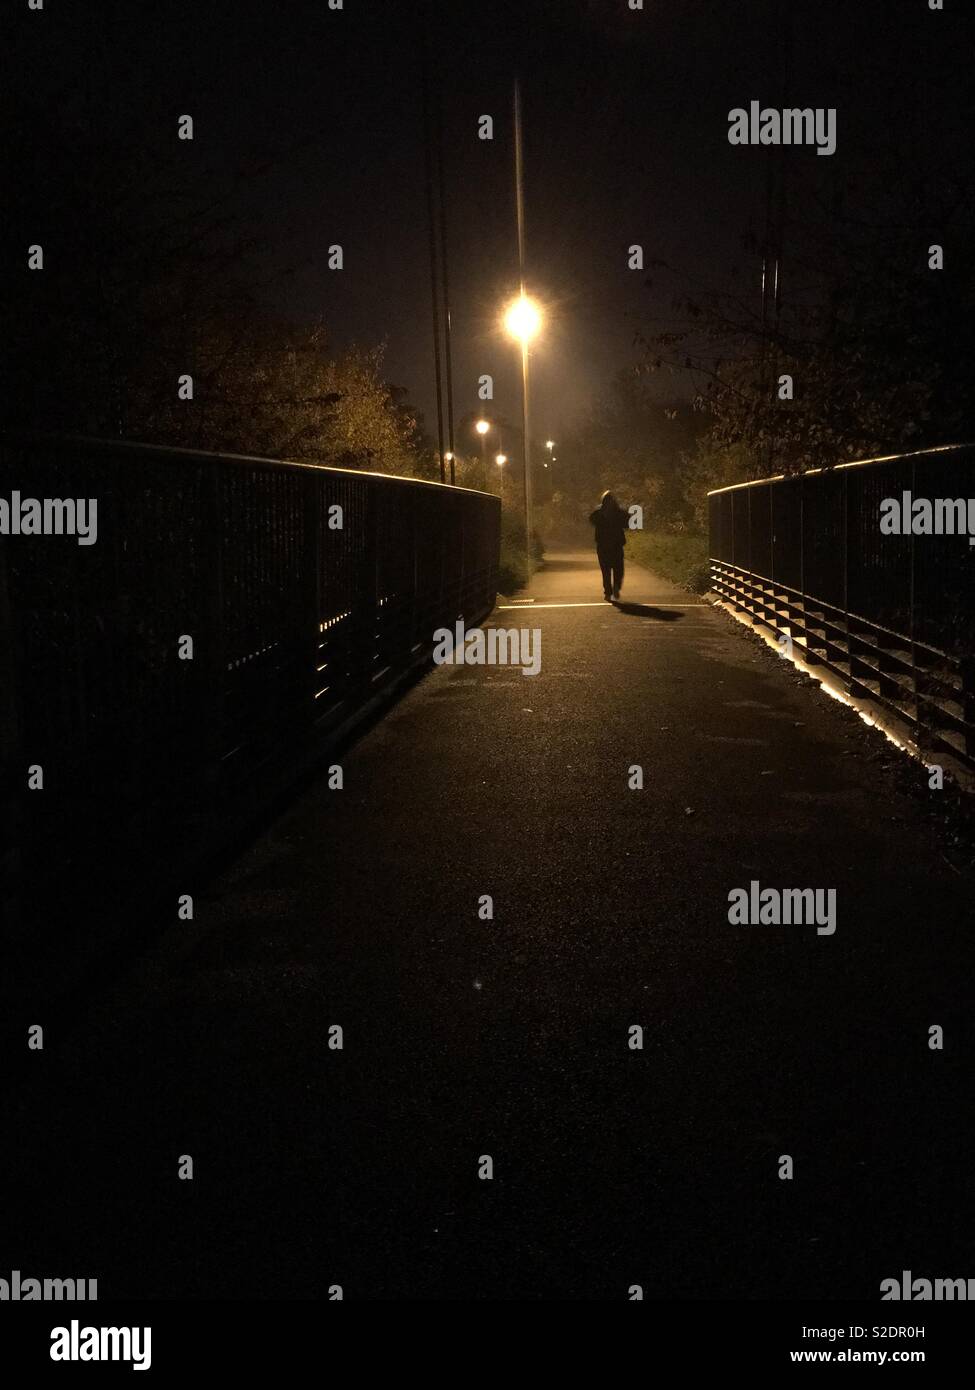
xmin=612 ymin=600 xmax=684 ymax=621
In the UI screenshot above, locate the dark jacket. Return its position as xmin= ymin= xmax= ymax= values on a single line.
xmin=589 ymin=503 xmax=628 ymax=554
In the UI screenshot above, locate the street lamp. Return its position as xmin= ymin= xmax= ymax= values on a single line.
xmin=503 ymin=293 xmax=542 ymax=566
xmin=503 ymin=295 xmax=541 ymax=344
xmin=475 ymin=418 xmax=490 ymax=464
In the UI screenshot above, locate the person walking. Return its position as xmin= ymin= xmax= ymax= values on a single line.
xmin=589 ymin=490 xmax=628 ymax=600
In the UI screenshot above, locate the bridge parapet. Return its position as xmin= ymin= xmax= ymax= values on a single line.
xmin=0 ymin=435 xmax=500 ymax=931
xmin=708 ymin=444 xmax=975 ymax=775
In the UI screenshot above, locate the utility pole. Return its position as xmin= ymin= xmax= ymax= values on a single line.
xmin=420 ymin=10 xmax=446 ymax=481
xmin=435 ymin=91 xmax=456 ymax=485
xmin=762 ymin=0 xmax=793 ymax=476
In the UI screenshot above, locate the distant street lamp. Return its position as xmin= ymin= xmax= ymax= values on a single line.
xmin=475 ymin=417 xmax=490 ymax=464
xmin=496 ymin=452 xmax=507 ymax=502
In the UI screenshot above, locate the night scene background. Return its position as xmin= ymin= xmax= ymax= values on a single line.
xmin=3 ymin=0 xmax=975 ymax=1330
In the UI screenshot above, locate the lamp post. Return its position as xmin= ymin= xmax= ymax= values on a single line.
xmin=475 ymin=417 xmax=490 ymax=466
xmin=496 ymin=453 xmax=507 ymax=503
xmin=503 ymin=293 xmax=541 ymax=566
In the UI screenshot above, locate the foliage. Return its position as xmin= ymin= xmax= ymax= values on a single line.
xmin=549 ymin=373 xmax=704 ymax=532
xmin=124 ymin=320 xmax=424 ymax=473
xmin=4 ymin=60 xmax=428 ymax=478
xmin=679 ymin=441 xmax=755 ymax=531
xmin=640 ymin=92 xmax=975 ymax=481
xmin=625 ymin=529 xmax=710 ymax=594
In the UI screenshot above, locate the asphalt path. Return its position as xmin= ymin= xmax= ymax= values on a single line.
xmin=7 ymin=551 xmax=974 ymax=1299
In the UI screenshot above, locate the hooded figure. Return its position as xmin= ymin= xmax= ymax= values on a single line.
xmin=589 ymin=490 xmax=628 ymax=600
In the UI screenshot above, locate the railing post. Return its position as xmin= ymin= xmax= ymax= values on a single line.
xmin=799 ymin=472 xmax=805 ymax=608
xmin=909 ymin=455 xmax=922 ymax=754
xmin=409 ymin=487 xmax=419 ymax=653
xmin=351 ymin=484 xmax=378 ymax=693
xmin=305 ymin=472 xmax=321 ymax=722
xmin=843 ymin=469 xmax=851 ymax=693
xmin=203 ymin=462 xmax=226 ymax=806
xmin=0 ymin=531 xmax=24 ymax=934
xmin=748 ymin=486 xmax=759 ymax=623
xmin=961 ymin=657 xmax=975 ymax=767
xmin=457 ymin=495 xmax=467 ymax=619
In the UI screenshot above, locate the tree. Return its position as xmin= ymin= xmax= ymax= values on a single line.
xmin=639 ymin=42 xmax=975 ymax=483
xmin=554 ymin=373 xmax=702 ymax=526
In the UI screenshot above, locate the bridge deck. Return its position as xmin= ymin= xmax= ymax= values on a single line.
xmin=7 ymin=551 xmax=973 ymax=1298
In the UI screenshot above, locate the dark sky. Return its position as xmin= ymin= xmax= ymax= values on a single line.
xmin=15 ymin=0 xmax=973 ymax=446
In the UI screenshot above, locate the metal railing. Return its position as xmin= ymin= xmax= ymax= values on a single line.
xmin=708 ymin=444 xmax=975 ymax=772
xmin=1 ymin=435 xmax=500 ymax=926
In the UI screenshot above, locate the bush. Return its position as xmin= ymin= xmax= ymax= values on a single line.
xmin=498 ymin=545 xmax=531 ymax=595
xmin=625 ymin=529 xmax=710 ymax=593
xmin=497 ymin=505 xmax=542 ymax=595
